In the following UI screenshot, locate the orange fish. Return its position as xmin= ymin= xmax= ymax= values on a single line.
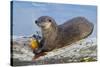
xmin=30 ymin=38 xmax=39 ymax=49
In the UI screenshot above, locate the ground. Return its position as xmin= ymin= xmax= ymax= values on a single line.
xmin=11 ymin=37 xmax=97 ymax=66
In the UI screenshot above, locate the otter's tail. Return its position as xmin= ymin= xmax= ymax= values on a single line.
xmin=83 ymin=22 xmax=94 ymax=39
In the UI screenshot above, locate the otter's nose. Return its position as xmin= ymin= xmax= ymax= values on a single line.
xmin=35 ymin=20 xmax=38 ymax=24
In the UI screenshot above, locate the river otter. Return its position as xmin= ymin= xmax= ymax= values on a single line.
xmin=34 ymin=16 xmax=94 ymax=54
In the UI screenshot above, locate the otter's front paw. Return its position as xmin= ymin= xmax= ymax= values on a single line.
xmin=33 ymin=52 xmax=47 ymax=59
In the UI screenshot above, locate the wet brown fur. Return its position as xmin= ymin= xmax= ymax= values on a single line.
xmin=34 ymin=16 xmax=94 ymax=54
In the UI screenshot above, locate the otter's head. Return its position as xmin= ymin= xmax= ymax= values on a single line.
xmin=35 ymin=16 xmax=57 ymax=29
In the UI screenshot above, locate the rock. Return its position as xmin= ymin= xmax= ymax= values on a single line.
xmin=12 ymin=37 xmax=97 ymax=66
xmin=12 ymin=37 xmax=35 ymax=61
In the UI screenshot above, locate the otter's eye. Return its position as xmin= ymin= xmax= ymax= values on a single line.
xmin=48 ymin=19 xmax=52 ymax=22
